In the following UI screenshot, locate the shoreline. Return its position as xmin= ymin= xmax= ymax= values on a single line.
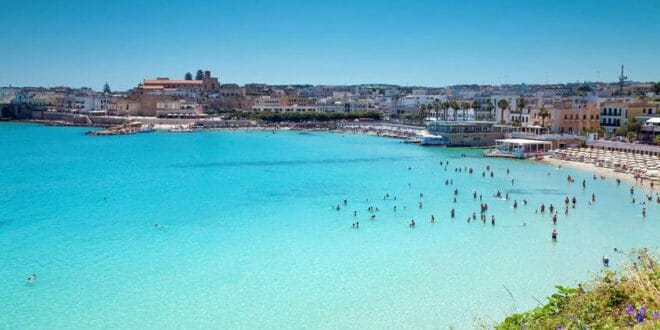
xmin=539 ymin=156 xmax=658 ymax=191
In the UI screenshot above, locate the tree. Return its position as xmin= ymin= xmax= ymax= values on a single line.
xmin=195 ymin=70 xmax=204 ymax=80
xmin=538 ymin=108 xmax=550 ymax=127
xmin=626 ymin=131 xmax=636 ymax=142
xmin=654 ymin=81 xmax=660 ymax=94
xmin=418 ymin=104 xmax=427 ymax=122
xmin=103 ymin=82 xmax=111 ymax=94
xmin=431 ymin=99 xmax=440 ymax=121
xmin=185 ymin=72 xmax=193 ymax=80
xmin=655 ymin=135 xmax=660 ymax=146
xmin=460 ymin=101 xmax=469 ymax=120
xmin=485 ymin=99 xmax=495 ymax=121
xmin=497 ymin=99 xmax=509 ymax=123
xmin=449 ymin=100 xmax=460 ymax=121
xmin=516 ymin=96 xmax=526 ymax=113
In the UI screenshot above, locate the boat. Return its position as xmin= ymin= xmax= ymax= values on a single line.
xmin=420 ymin=133 xmax=448 ymax=146
xmin=139 ymin=124 xmax=155 ymax=133
xmin=169 ymin=125 xmax=193 ymax=132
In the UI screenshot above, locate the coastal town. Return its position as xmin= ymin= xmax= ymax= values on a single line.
xmin=2 ymin=67 xmax=660 ymax=184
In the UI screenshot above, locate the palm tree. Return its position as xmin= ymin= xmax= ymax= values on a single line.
xmin=485 ymin=99 xmax=494 ymax=121
xmin=497 ymin=99 xmax=509 ymax=123
xmin=471 ymin=99 xmax=481 ymax=119
xmin=538 ymin=108 xmax=550 ymax=127
xmin=516 ymin=96 xmax=526 ymax=113
xmin=460 ymin=101 xmax=469 ymax=121
xmin=449 ymin=100 xmax=460 ymax=121
xmin=418 ymin=104 xmax=427 ymax=122
xmin=441 ymin=101 xmax=450 ymax=121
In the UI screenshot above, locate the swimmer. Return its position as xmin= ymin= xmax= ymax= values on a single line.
xmin=419 ymin=192 xmax=424 ymax=198
xmin=491 ymin=215 xmax=495 ymax=225
xmin=513 ymin=200 xmax=518 ymax=209
xmin=602 ymin=256 xmax=610 ymax=267
xmin=450 ymin=208 xmax=455 ymax=218
xmin=343 ymin=199 xmax=347 ymax=205
xmin=27 ymin=274 xmax=37 ymax=284
xmin=551 ymin=229 xmax=558 ymax=242
xmin=393 ymin=205 xmax=397 ymax=212
xmin=409 ymin=219 xmax=416 ymax=227
xmin=370 ymin=215 xmax=376 ymax=220
xmin=642 ymin=208 xmax=646 ymax=217
xmin=419 ymin=201 xmax=423 ymax=209
xmin=354 ymin=211 xmax=357 ymax=217
xmin=592 ymin=193 xmax=596 ymax=203
xmin=430 ymin=215 xmax=435 ymax=223
xmin=154 ymin=223 xmax=161 ymax=228
xmin=552 ymin=214 xmax=557 ymax=225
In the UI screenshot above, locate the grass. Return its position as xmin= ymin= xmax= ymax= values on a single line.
xmin=495 ymin=249 xmax=659 ymax=329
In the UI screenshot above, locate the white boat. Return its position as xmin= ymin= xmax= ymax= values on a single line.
xmin=169 ymin=125 xmax=193 ymax=132
xmin=420 ymin=133 xmax=448 ymax=146
xmin=139 ymin=124 xmax=155 ymax=133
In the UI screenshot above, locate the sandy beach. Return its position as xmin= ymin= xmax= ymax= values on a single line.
xmin=540 ymin=157 xmax=658 ymax=192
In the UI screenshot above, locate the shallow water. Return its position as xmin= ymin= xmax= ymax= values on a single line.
xmin=0 ymin=122 xmax=657 ymax=329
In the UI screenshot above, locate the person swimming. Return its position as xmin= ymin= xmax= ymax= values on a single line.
xmin=491 ymin=215 xmax=495 ymax=225
xmin=430 ymin=215 xmax=435 ymax=223
xmin=370 ymin=215 xmax=376 ymax=220
xmin=27 ymin=274 xmax=37 ymax=284
xmin=552 ymin=214 xmax=557 ymax=225
xmin=419 ymin=201 xmax=423 ymax=209
xmin=602 ymin=256 xmax=610 ymax=267
xmin=409 ymin=219 xmax=416 ymax=227
xmin=513 ymin=200 xmax=518 ymax=209
xmin=642 ymin=208 xmax=646 ymax=217
xmin=450 ymin=208 xmax=455 ymax=218
xmin=551 ymin=229 xmax=558 ymax=242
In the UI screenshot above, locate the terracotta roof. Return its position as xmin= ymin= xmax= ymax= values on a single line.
xmin=143 ymin=79 xmax=203 ymax=85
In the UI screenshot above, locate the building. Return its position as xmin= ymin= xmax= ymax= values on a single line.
xmin=551 ymin=105 xmax=600 ymax=134
xmin=155 ymin=100 xmax=203 ymax=117
xmin=141 ymin=70 xmax=220 ymax=95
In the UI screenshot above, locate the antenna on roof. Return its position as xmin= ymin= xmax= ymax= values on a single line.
xmin=618 ymin=65 xmax=627 ymax=96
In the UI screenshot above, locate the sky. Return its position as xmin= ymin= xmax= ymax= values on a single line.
xmin=1 ymin=0 xmax=659 ymax=91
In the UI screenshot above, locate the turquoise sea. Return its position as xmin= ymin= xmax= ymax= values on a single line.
xmin=0 ymin=122 xmax=658 ymax=329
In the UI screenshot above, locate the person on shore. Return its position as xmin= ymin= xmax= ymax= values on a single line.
xmin=27 ymin=274 xmax=37 ymax=284
xmin=552 ymin=229 xmax=558 ymax=242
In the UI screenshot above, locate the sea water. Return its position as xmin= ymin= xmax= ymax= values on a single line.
xmin=0 ymin=122 xmax=657 ymax=329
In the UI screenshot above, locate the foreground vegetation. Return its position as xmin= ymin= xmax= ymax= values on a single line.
xmin=496 ymin=250 xmax=659 ymax=329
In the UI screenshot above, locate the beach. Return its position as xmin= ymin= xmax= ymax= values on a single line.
xmin=540 ymin=156 xmax=658 ymax=191
xmin=1 ymin=122 xmax=658 ymax=328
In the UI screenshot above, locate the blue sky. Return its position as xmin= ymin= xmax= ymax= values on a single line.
xmin=1 ymin=0 xmax=659 ymax=90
